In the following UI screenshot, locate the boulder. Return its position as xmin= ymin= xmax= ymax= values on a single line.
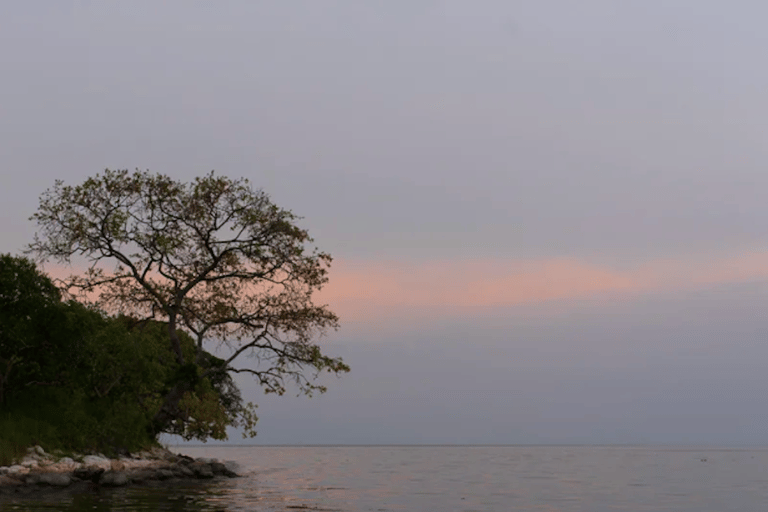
xmin=36 ymin=473 xmax=71 ymax=487
xmin=20 ymin=456 xmax=38 ymax=468
xmin=128 ymin=470 xmax=156 ymax=483
xmin=0 ymin=475 xmax=23 ymax=487
xmin=223 ymin=460 xmax=242 ymax=476
xmin=100 ymin=471 xmax=129 ymax=487
xmin=155 ymin=469 xmax=176 ymax=480
xmin=172 ymin=464 xmax=195 ymax=478
xmin=82 ymin=455 xmax=111 ymax=470
xmin=74 ymin=466 xmax=105 ymax=482
xmin=190 ymin=462 xmax=214 ymax=479
xmin=7 ymin=465 xmax=28 ymax=475
xmin=210 ymin=462 xmax=238 ymax=478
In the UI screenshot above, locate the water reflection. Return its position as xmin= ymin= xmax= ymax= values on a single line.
xmin=0 ymin=481 xmax=236 ymax=512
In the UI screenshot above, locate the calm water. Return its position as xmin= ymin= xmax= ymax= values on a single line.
xmin=3 ymin=445 xmax=768 ymax=511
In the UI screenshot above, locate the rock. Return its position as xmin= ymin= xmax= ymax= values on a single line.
xmin=100 ymin=471 xmax=128 ymax=487
xmin=173 ymin=464 xmax=195 ymax=478
xmin=34 ymin=445 xmax=46 ymax=457
xmin=1 ymin=446 xmax=240 ymax=493
xmin=155 ymin=469 xmax=175 ymax=480
xmin=37 ymin=473 xmax=71 ymax=487
xmin=190 ymin=462 xmax=214 ymax=479
xmin=128 ymin=470 xmax=155 ymax=483
xmin=46 ymin=459 xmax=81 ymax=473
xmin=7 ymin=465 xmax=28 ymax=475
xmin=0 ymin=475 xmax=23 ymax=487
xmin=210 ymin=462 xmax=238 ymax=478
xmin=82 ymin=455 xmax=111 ymax=470
xmin=20 ymin=456 xmax=38 ymax=468
xmin=74 ymin=466 xmax=105 ymax=482
xmin=223 ymin=460 xmax=242 ymax=477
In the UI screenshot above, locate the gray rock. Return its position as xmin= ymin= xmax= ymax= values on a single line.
xmin=128 ymin=470 xmax=155 ymax=483
xmin=173 ymin=464 xmax=195 ymax=477
xmin=37 ymin=473 xmax=71 ymax=487
xmin=156 ymin=469 xmax=176 ymax=480
xmin=34 ymin=445 xmax=46 ymax=457
xmin=100 ymin=471 xmax=128 ymax=487
xmin=223 ymin=460 xmax=242 ymax=475
xmin=210 ymin=462 xmax=226 ymax=474
xmin=190 ymin=462 xmax=214 ymax=479
xmin=74 ymin=466 xmax=105 ymax=482
xmin=210 ymin=462 xmax=238 ymax=478
xmin=20 ymin=456 xmax=38 ymax=468
xmin=7 ymin=465 xmax=26 ymax=475
xmin=82 ymin=455 xmax=111 ymax=470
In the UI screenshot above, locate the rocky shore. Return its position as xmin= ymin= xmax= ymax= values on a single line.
xmin=0 ymin=445 xmax=240 ymax=495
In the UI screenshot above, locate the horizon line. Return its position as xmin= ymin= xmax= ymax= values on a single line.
xmin=169 ymin=443 xmax=768 ymax=450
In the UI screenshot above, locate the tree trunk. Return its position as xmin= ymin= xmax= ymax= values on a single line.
xmin=150 ymin=380 xmax=191 ymax=436
xmin=0 ymin=359 xmax=13 ymax=405
xmin=167 ymin=312 xmax=185 ymax=365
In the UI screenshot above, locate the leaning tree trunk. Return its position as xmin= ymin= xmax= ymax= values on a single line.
xmin=150 ymin=379 xmax=193 ymax=437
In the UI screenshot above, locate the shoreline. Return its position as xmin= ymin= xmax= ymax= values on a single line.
xmin=0 ymin=445 xmax=240 ymax=495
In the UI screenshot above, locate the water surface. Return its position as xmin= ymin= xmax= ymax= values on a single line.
xmin=3 ymin=445 xmax=767 ymax=511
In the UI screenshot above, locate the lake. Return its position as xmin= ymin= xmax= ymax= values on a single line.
xmin=3 ymin=445 xmax=768 ymax=511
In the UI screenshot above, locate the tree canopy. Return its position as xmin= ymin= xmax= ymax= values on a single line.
xmin=27 ymin=169 xmax=348 ymax=439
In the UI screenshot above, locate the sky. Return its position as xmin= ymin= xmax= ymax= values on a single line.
xmin=2 ymin=1 xmax=768 ymax=445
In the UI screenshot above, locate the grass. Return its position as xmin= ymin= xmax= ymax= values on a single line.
xmin=0 ymin=413 xmax=61 ymax=466
xmin=0 ymin=390 xmax=159 ymax=466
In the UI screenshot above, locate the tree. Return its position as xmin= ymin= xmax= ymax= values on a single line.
xmin=0 ymin=254 xmax=63 ymax=404
xmin=28 ymin=169 xmax=349 ymax=439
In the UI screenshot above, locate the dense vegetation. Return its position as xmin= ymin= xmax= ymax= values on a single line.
xmin=0 ymin=254 xmax=251 ymax=465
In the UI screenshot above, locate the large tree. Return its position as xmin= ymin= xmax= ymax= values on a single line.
xmin=28 ymin=169 xmax=348 ymax=438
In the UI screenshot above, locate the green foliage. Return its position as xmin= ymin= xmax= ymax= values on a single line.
xmin=0 ymin=254 xmax=62 ymax=404
xmin=0 ymin=413 xmax=60 ymax=466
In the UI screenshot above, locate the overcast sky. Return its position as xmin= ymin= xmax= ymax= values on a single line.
xmin=3 ymin=1 xmax=768 ymax=445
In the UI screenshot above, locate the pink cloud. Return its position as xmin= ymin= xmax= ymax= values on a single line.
xmin=40 ymin=250 xmax=768 ymax=325
xmin=319 ymin=251 xmax=768 ymax=323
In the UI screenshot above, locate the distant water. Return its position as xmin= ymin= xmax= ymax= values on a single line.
xmin=4 ymin=445 xmax=768 ymax=511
